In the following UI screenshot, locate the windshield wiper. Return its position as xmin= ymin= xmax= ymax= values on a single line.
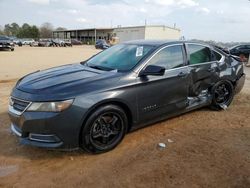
xmin=86 ymin=64 xmax=115 ymax=71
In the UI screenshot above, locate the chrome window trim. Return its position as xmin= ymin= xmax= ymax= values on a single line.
xmin=135 ymin=42 xmax=226 ymax=76
xmin=186 ymin=42 xmax=210 ymax=48
xmin=135 ymin=43 xmax=185 ymax=75
xmin=212 ymin=49 xmax=225 ymax=63
xmin=188 ymin=61 xmax=217 ymax=67
xmin=186 ymin=42 xmax=225 ymax=65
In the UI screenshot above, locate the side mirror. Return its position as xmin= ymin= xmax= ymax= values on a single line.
xmin=139 ymin=65 xmax=165 ymax=77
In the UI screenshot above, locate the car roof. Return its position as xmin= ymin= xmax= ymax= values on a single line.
xmin=124 ymin=39 xmax=210 ymax=47
xmin=229 ymin=44 xmax=250 ymax=50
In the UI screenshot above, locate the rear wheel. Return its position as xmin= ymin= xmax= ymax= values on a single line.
xmin=210 ymin=80 xmax=234 ymax=110
xmin=81 ymin=105 xmax=128 ymax=153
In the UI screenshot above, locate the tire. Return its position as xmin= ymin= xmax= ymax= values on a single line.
xmin=210 ymin=80 xmax=234 ymax=110
xmin=80 ymin=105 xmax=128 ymax=153
xmin=11 ymin=48 xmax=14 ymax=51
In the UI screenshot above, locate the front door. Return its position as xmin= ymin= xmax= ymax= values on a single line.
xmin=136 ymin=44 xmax=190 ymax=123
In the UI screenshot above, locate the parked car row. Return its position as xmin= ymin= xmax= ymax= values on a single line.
xmin=29 ymin=39 xmax=84 ymax=47
xmin=30 ymin=39 xmax=72 ymax=47
xmin=1 ymin=36 xmax=83 ymax=47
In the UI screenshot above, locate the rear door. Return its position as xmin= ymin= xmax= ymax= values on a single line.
xmin=186 ymin=43 xmax=220 ymax=96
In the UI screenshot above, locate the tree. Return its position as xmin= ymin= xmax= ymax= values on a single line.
xmin=55 ymin=27 xmax=67 ymax=31
xmin=22 ymin=23 xmax=30 ymax=30
xmin=4 ymin=24 xmax=12 ymax=36
xmin=40 ymin=22 xmax=54 ymax=38
xmin=16 ymin=23 xmax=31 ymax=38
xmin=29 ymin=25 xmax=40 ymax=39
xmin=0 ymin=25 xmax=4 ymax=35
xmin=3 ymin=23 xmax=20 ymax=36
xmin=10 ymin=23 xmax=20 ymax=36
xmin=16 ymin=23 xmax=39 ymax=39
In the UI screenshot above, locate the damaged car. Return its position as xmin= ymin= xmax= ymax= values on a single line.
xmin=9 ymin=40 xmax=245 ymax=153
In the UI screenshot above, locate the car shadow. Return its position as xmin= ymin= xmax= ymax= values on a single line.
xmin=0 ymin=107 xmax=211 ymax=161
xmin=0 ymin=48 xmax=13 ymax=52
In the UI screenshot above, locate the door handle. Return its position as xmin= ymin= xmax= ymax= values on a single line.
xmin=178 ymin=71 xmax=188 ymax=77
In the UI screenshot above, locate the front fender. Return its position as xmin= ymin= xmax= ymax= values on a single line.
xmin=74 ymin=90 xmax=138 ymax=129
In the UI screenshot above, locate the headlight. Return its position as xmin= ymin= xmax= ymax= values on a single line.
xmin=27 ymin=99 xmax=73 ymax=112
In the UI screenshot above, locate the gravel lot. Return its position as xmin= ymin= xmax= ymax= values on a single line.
xmin=0 ymin=46 xmax=249 ymax=188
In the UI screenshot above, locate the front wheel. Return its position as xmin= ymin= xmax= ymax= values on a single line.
xmin=210 ymin=80 xmax=234 ymax=110
xmin=80 ymin=105 xmax=128 ymax=153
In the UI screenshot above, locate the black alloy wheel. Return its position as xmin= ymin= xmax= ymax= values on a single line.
xmin=211 ymin=80 xmax=234 ymax=110
xmin=81 ymin=105 xmax=128 ymax=153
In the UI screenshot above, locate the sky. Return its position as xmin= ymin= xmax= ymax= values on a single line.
xmin=0 ymin=0 xmax=250 ymax=42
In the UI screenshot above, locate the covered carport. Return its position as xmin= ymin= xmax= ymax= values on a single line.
xmin=53 ymin=28 xmax=113 ymax=44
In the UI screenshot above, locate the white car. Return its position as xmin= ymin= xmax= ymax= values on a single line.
xmin=22 ymin=39 xmax=35 ymax=45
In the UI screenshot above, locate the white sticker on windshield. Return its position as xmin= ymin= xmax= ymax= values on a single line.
xmin=136 ymin=46 xmax=143 ymax=57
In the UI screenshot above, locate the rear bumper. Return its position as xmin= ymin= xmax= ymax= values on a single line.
xmin=235 ymin=73 xmax=245 ymax=94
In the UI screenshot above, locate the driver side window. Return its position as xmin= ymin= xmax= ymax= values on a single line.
xmin=148 ymin=45 xmax=184 ymax=70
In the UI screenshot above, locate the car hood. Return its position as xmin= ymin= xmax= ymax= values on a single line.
xmin=16 ymin=63 xmax=122 ymax=97
xmin=0 ymin=40 xmax=11 ymax=43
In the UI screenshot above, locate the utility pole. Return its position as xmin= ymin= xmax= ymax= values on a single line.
xmin=94 ymin=29 xmax=96 ymax=43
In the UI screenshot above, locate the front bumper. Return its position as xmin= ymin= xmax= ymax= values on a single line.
xmin=11 ymin=123 xmax=63 ymax=148
xmin=235 ymin=73 xmax=246 ymax=94
xmin=8 ymin=101 xmax=85 ymax=150
xmin=0 ymin=44 xmax=14 ymax=49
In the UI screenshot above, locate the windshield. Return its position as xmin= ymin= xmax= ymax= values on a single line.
xmin=85 ymin=44 xmax=155 ymax=71
xmin=0 ymin=36 xmax=9 ymax=40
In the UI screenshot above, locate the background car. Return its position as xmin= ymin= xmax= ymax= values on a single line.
xmin=22 ymin=38 xmax=35 ymax=45
xmin=13 ymin=39 xmax=23 ymax=46
xmin=8 ymin=37 xmax=22 ymax=47
xmin=38 ymin=39 xmax=53 ymax=47
xmin=64 ymin=39 xmax=72 ymax=47
xmin=0 ymin=35 xmax=14 ymax=51
xmin=30 ymin=41 xmax=39 ymax=47
xmin=71 ymin=39 xmax=82 ymax=45
xmin=51 ymin=39 xmax=65 ymax=47
xmin=229 ymin=44 xmax=250 ymax=61
xmin=95 ymin=39 xmax=110 ymax=49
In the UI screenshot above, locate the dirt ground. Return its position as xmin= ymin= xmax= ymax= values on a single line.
xmin=0 ymin=46 xmax=100 ymax=81
xmin=0 ymin=46 xmax=250 ymax=188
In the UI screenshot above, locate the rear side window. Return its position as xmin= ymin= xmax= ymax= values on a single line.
xmin=188 ymin=44 xmax=212 ymax=65
xmin=213 ymin=51 xmax=223 ymax=61
xmin=148 ymin=45 xmax=184 ymax=70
